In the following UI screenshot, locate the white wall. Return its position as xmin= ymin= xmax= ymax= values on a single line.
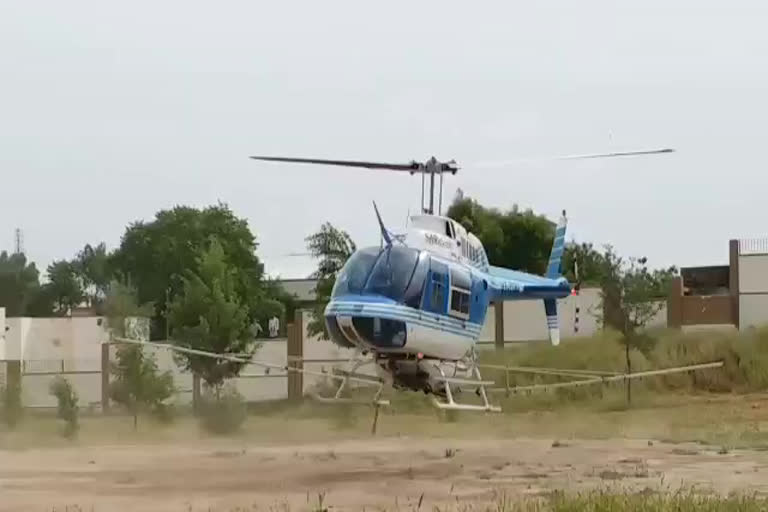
xmin=739 ymin=255 xmax=768 ymax=294
xmin=0 ymin=307 xmax=6 ymax=360
xmin=231 ymin=340 xmax=288 ymax=402
xmin=740 ymin=295 xmax=768 ymax=331
xmin=4 ymin=316 xmax=106 ymax=367
xmin=498 ymin=287 xmax=603 ymax=342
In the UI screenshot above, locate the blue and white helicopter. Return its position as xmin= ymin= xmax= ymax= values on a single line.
xmin=247 ymin=150 xmax=673 ymax=412
xmin=117 ymin=149 xmax=676 ymax=414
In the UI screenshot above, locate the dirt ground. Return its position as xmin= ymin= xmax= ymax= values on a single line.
xmin=3 ymin=435 xmax=768 ymax=511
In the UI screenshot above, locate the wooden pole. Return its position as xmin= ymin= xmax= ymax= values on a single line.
xmin=101 ymin=343 xmax=110 ymax=413
xmin=371 ymin=403 xmax=380 ymax=436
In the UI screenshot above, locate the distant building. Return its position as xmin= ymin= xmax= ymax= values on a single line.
xmin=277 ymin=278 xmax=318 ymax=306
xmin=668 ymin=238 xmax=768 ymax=331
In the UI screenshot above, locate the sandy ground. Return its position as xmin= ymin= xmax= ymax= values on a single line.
xmin=2 ymin=436 xmax=768 ymax=511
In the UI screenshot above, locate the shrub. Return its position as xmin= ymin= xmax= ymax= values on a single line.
xmin=48 ymin=377 xmax=79 ymax=438
xmin=109 ymin=344 xmax=176 ymax=430
xmin=198 ymin=383 xmax=248 ymax=435
xmin=2 ymin=379 xmax=22 ymax=428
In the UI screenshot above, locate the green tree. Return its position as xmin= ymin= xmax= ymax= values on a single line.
xmin=109 ymin=344 xmax=175 ymax=429
xmin=446 ymin=195 xmax=556 ymax=274
xmin=0 ymin=251 xmax=43 ymax=316
xmin=594 ymin=246 xmax=677 ymax=403
xmin=45 ymin=260 xmax=85 ymax=315
xmin=103 ymin=280 xmax=154 ymax=339
xmin=562 ymin=241 xmax=606 ymax=285
xmin=168 ymin=237 xmax=259 ymax=393
xmin=305 ymin=222 xmax=356 ymax=343
xmin=110 ymin=203 xmax=271 ymax=339
xmin=73 ymin=242 xmax=112 ymax=309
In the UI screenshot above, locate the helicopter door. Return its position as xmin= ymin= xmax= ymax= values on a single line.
xmin=423 ymin=262 xmax=448 ymax=314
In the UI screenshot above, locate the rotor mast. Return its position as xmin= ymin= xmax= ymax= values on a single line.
xmin=420 ymin=156 xmax=456 ymax=215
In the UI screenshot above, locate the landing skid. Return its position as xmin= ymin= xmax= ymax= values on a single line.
xmin=309 ymin=354 xmax=390 ymax=408
xmin=429 ymin=356 xmax=502 ymax=413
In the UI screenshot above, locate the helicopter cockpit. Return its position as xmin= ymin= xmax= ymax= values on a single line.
xmin=331 ymin=245 xmax=429 ymax=307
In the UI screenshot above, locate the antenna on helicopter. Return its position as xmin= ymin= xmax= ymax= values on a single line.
xmin=373 ymin=201 xmax=392 ymax=247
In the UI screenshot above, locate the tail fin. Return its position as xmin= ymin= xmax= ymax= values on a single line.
xmin=544 ymin=298 xmax=560 ymax=346
xmin=545 ymin=210 xmax=567 ymax=279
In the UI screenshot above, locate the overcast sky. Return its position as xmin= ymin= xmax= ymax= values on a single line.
xmin=2 ymin=1 xmax=767 ymax=279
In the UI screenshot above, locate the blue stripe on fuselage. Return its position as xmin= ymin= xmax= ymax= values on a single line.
xmin=325 ymin=295 xmax=481 ymax=339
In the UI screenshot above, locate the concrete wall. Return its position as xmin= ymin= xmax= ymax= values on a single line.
xmin=477 ymin=288 xmax=605 ymax=343
xmin=0 ymin=307 xmax=6 ymax=360
xmin=740 ymin=295 xmax=768 ymax=331
xmin=737 ymin=253 xmax=768 ymax=330
xmin=4 ymin=316 xmax=105 ymax=369
xmin=739 ymin=255 xmax=768 ymax=294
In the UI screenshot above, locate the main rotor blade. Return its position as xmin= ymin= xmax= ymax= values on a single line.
xmin=470 ymin=148 xmax=674 ymax=169
xmin=557 ymin=148 xmax=675 ymax=160
xmin=250 ymin=156 xmax=419 ymax=172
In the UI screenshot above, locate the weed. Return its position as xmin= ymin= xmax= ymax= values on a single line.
xmin=48 ymin=377 xmax=79 ymax=439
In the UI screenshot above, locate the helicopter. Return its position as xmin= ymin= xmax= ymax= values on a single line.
xmin=243 ymin=150 xmax=674 ymax=412
xmin=117 ymin=148 xmax=677 ymax=414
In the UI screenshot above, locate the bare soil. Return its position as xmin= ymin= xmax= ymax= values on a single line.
xmin=3 ymin=435 xmax=768 ymax=511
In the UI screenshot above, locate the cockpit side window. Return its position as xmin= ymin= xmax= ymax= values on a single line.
xmin=445 ymin=221 xmax=453 ymax=238
xmin=403 ymin=252 xmax=429 ymax=308
xmin=449 ymin=267 xmax=471 ymax=319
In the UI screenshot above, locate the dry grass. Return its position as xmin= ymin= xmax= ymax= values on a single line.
xmin=3 ymin=327 xmax=768 ymax=449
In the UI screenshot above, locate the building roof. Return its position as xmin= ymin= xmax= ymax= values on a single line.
xmin=278 ymin=278 xmax=318 ymax=302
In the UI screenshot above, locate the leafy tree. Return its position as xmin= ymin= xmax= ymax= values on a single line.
xmin=562 ymin=241 xmax=606 ymax=285
xmin=73 ymin=242 xmax=112 ymax=309
xmin=446 ymin=195 xmax=556 ymax=274
xmin=109 ymin=344 xmax=175 ymax=429
xmin=594 ymin=246 xmax=677 ymax=403
xmin=103 ymin=280 xmax=154 ymax=339
xmin=49 ymin=377 xmax=79 ymax=438
xmin=0 ymin=251 xmax=43 ymax=316
xmin=305 ymin=222 xmax=356 ymax=343
xmin=595 ymin=246 xmax=677 ymax=339
xmin=46 ymin=260 xmax=84 ymax=315
xmin=110 ymin=203 xmax=271 ymax=339
xmin=168 ymin=237 xmax=259 ymax=394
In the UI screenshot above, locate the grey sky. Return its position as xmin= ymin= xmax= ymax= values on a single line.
xmin=2 ymin=1 xmax=767 ymax=279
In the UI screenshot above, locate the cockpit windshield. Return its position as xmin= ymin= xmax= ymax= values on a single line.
xmin=364 ymin=246 xmax=420 ymax=301
xmin=331 ymin=247 xmax=380 ymax=297
xmin=331 ymin=246 xmax=423 ymax=302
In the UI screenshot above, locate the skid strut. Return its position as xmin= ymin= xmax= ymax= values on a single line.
xmin=431 ymin=361 xmax=502 ymax=413
xmin=309 ymin=354 xmax=389 ymax=407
